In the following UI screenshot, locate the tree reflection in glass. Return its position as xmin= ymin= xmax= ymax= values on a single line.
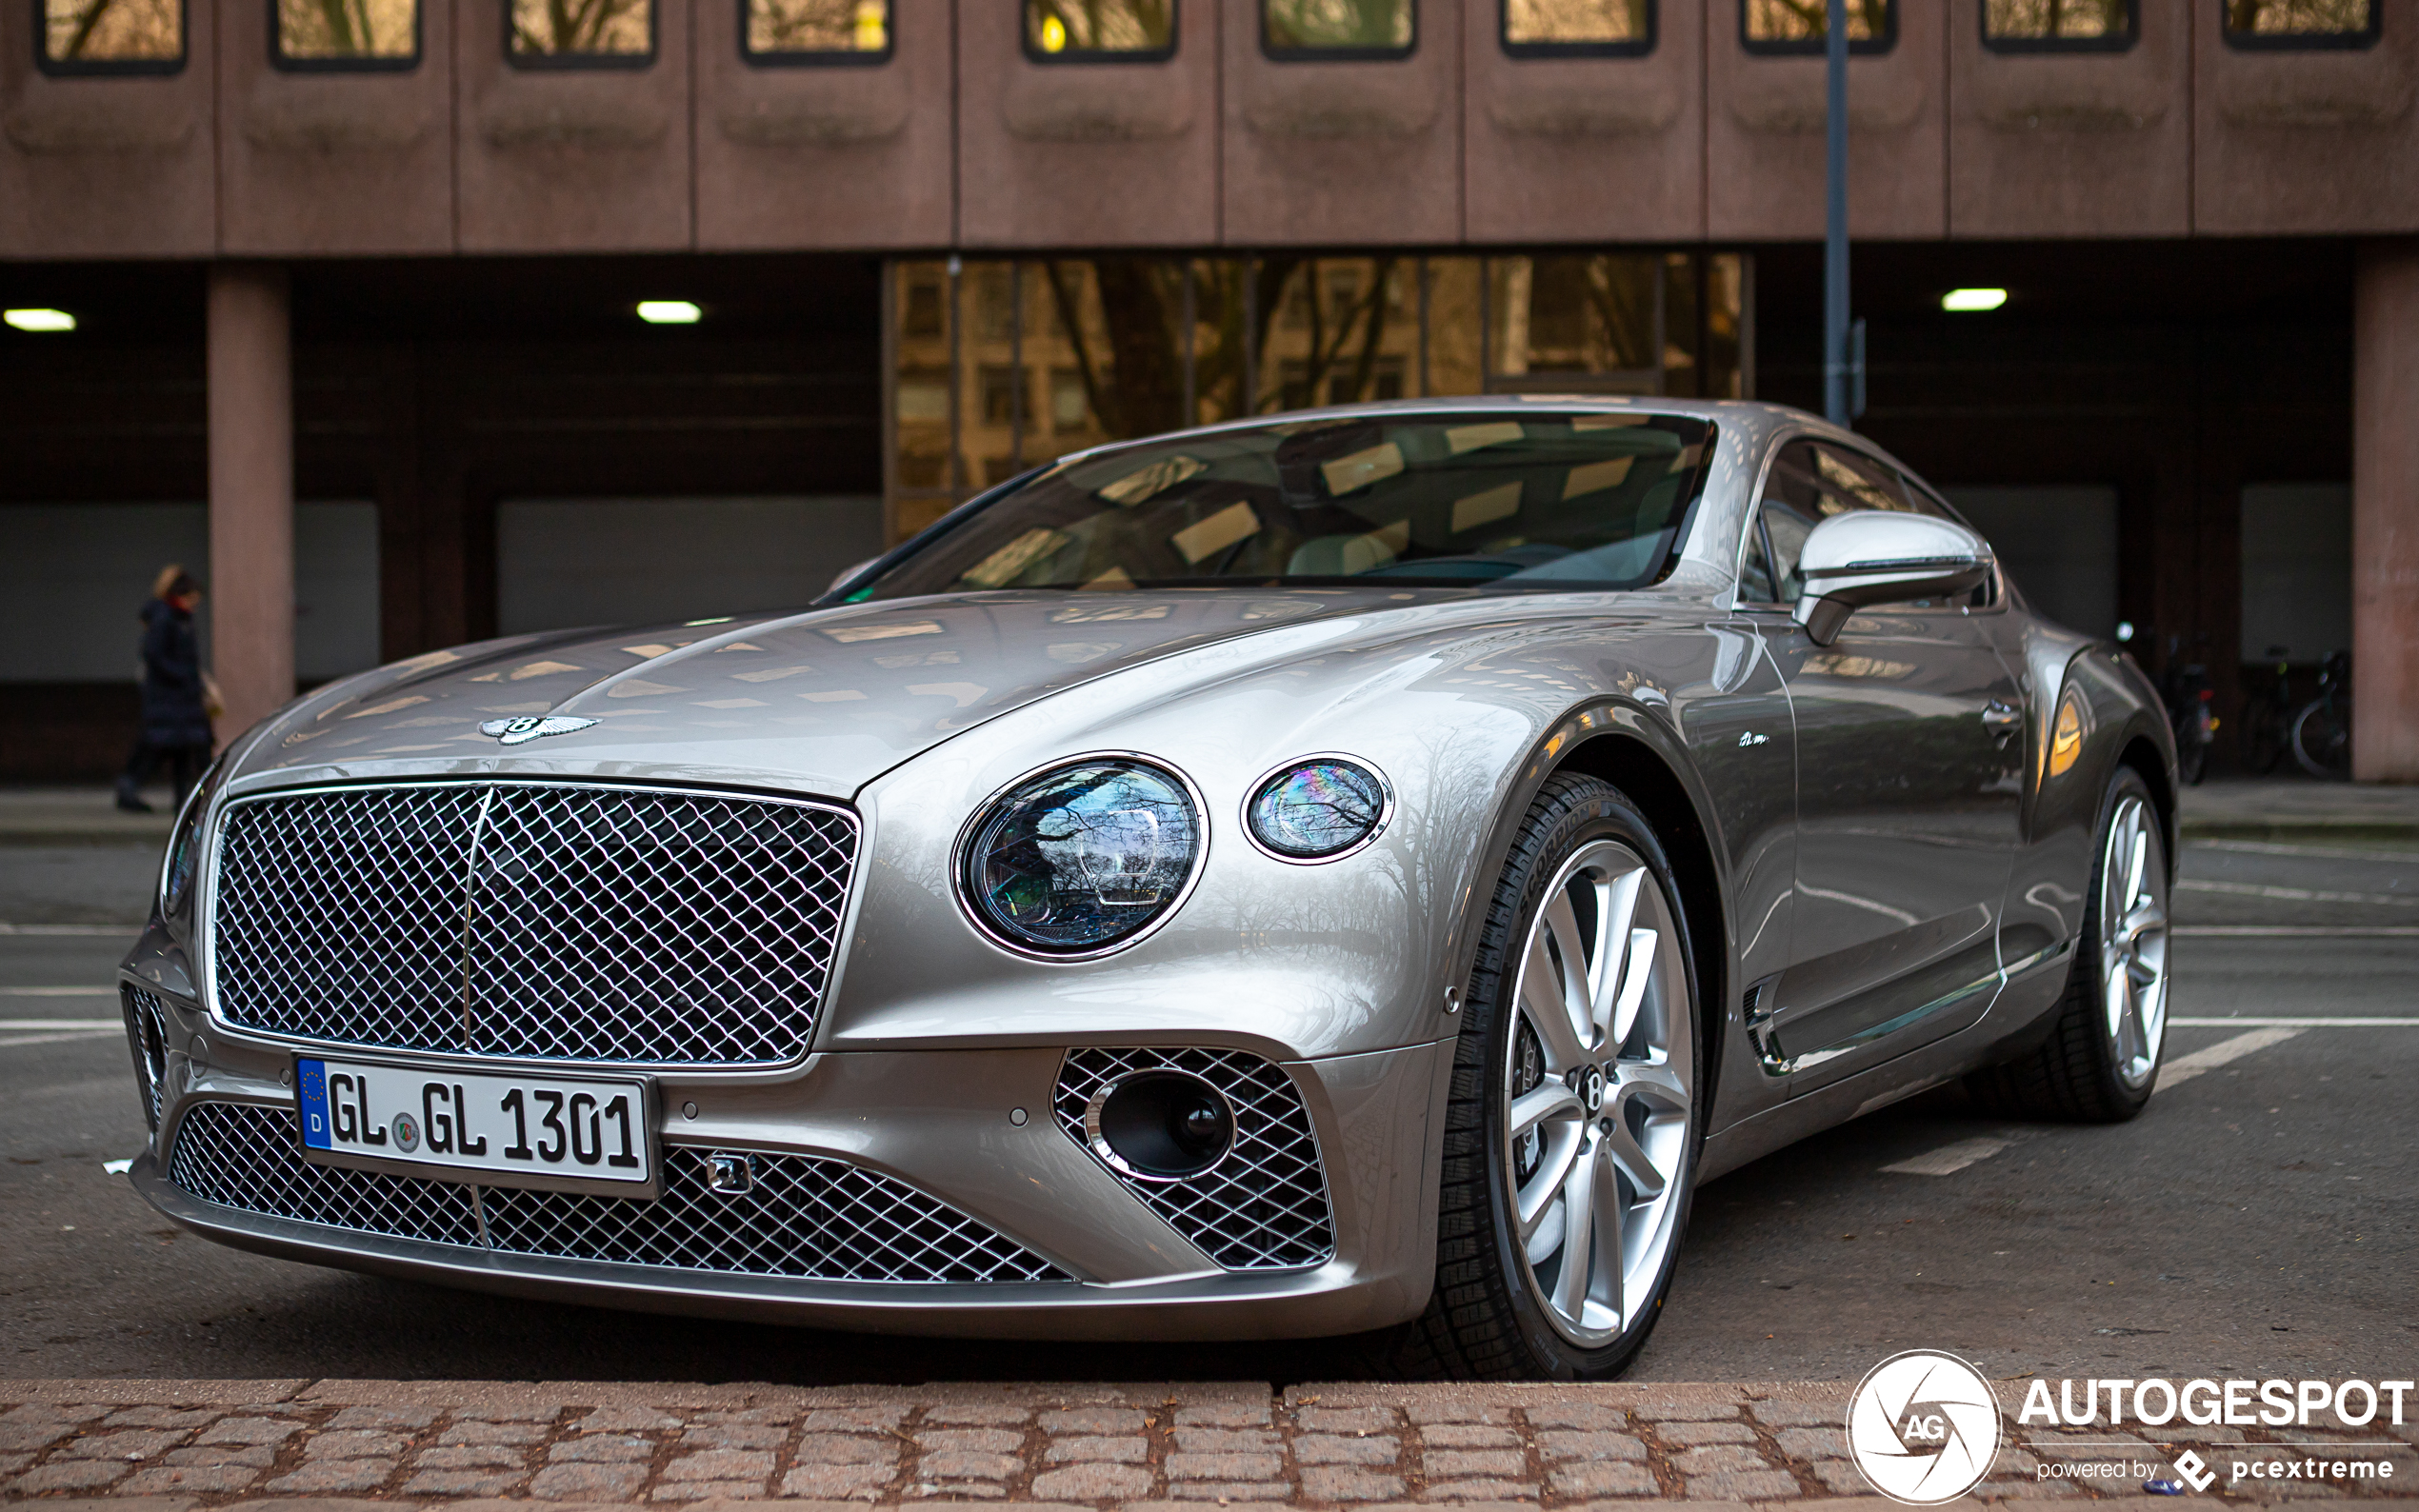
xmin=510 ymin=0 xmax=651 ymax=57
xmin=1263 ymin=0 xmax=1412 ymax=52
xmin=1026 ymin=0 xmax=1173 ymax=55
xmin=1984 ymin=0 xmax=2129 ymax=40
xmin=1504 ymin=0 xmax=1649 ymax=47
xmin=2223 ymin=0 xmax=2370 ymax=36
xmin=277 ymin=0 xmax=417 ymax=61
xmin=1742 ymin=0 xmax=1890 ymax=44
xmin=748 ymin=0 xmax=889 ymax=55
xmin=43 ymin=0 xmax=183 ymax=66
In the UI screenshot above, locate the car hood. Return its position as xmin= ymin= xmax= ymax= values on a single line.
xmin=231 ymin=588 xmax=1478 ymax=799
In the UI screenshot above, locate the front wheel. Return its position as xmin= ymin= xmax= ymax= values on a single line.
xmin=1382 ymin=775 xmax=1703 ymax=1380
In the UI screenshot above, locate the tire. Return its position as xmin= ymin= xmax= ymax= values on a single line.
xmin=1966 ymin=766 xmax=2171 ymax=1123
xmin=2290 ymin=701 xmax=2350 ymax=780
xmin=1379 ymin=774 xmax=1705 ymax=1380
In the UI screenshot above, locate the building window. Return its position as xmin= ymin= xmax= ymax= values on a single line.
xmin=275 ymin=0 xmax=419 ymax=70
xmin=1263 ymin=0 xmax=1414 ymax=60
xmin=1025 ymin=0 xmax=1175 ymax=60
xmin=745 ymin=0 xmax=890 ymax=64
xmin=2222 ymin=0 xmax=2377 ymax=50
xmin=509 ymin=0 xmax=653 ymax=65
xmin=1502 ymin=0 xmax=1653 ymax=57
xmin=1741 ymin=0 xmax=1896 ymax=55
xmin=1982 ymin=0 xmax=2134 ymax=51
xmin=38 ymin=0 xmax=184 ymax=73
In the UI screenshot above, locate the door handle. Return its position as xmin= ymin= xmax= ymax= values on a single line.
xmin=1982 ymin=700 xmax=2024 ymax=742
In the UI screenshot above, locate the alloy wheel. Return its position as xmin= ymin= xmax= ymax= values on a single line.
xmin=2098 ymin=793 xmax=2169 ymax=1090
xmin=1502 ymin=839 xmax=1693 ymax=1348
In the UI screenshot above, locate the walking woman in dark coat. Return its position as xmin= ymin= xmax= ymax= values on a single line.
xmin=115 ymin=566 xmax=215 ymax=813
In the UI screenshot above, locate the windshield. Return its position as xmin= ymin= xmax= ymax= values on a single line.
xmin=855 ymin=410 xmax=1715 ymax=599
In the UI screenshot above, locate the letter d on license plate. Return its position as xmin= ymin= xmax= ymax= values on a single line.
xmin=296 ymin=1058 xmax=653 ymax=1187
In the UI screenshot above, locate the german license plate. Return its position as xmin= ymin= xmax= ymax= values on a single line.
xmin=296 ymin=1057 xmax=651 ymax=1185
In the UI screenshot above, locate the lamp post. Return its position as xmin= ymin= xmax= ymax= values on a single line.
xmin=1822 ymin=0 xmax=1853 ymax=428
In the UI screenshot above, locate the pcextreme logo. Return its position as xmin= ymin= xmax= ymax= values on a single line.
xmin=1848 ymin=1350 xmax=2003 ymax=1505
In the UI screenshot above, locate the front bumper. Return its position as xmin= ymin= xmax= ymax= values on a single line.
xmin=123 ymin=954 xmax=1452 ymax=1341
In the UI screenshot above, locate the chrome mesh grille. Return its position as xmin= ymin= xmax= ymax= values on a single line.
xmin=166 ymin=1101 xmax=1067 ymax=1284
xmin=483 ymin=1152 xmax=1067 ymax=1283
xmin=120 ymin=985 xmax=171 ymax=1132
xmin=210 ymin=783 xmax=857 ymax=1065
xmin=1054 ymin=1047 xmax=1335 ymax=1271
xmin=169 ymin=1102 xmax=483 ymax=1245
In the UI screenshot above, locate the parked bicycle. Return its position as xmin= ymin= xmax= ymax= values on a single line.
xmin=2239 ymin=646 xmax=2294 ymax=775
xmin=2122 ymin=627 xmax=2216 ymax=787
xmin=2290 ymin=649 xmax=2352 ymax=780
xmin=2165 ymin=659 xmax=2216 ymax=786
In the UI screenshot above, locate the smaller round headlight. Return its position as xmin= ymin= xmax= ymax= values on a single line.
xmin=1245 ymin=757 xmax=1390 ymax=862
xmin=960 ymin=757 xmax=1203 ymax=956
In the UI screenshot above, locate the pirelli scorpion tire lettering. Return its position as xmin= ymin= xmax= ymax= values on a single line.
xmin=1386 ymin=775 xmax=1706 ymax=1381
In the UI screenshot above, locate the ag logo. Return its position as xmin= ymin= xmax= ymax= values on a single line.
xmin=1848 ymin=1350 xmax=2002 ymax=1505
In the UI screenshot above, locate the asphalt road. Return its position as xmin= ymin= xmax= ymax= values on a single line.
xmin=2 ymin=832 xmax=2411 ymax=1384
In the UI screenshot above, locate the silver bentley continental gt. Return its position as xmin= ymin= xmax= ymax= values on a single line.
xmin=121 ymin=398 xmax=2177 ymax=1379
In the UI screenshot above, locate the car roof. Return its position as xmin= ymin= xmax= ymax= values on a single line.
xmin=1048 ymin=395 xmax=1866 ymax=470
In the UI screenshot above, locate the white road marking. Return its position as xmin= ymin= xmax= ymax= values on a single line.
xmin=1882 ymin=1133 xmax=2033 ymax=1177
xmin=2171 ymin=1016 xmax=2419 ymax=1026
xmin=2175 ymin=879 xmax=2419 ymax=906
xmin=0 ymin=986 xmax=116 ymax=997
xmin=2160 ymin=1025 xmax=2307 ymax=1085
xmin=1880 ymin=1024 xmax=2342 ymax=1177
xmin=0 ymin=1019 xmax=122 ymax=1029
xmin=2190 ymin=839 xmax=2419 ymax=865
xmin=102 ymin=1158 xmax=134 ymax=1174
xmin=0 ymin=1030 xmax=120 ymax=1047
xmin=0 ymin=924 xmax=142 ymax=936
xmin=2174 ymin=925 xmax=2419 ymax=937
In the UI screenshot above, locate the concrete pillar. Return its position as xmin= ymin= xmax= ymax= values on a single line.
xmin=206 ymin=264 xmax=294 ymax=743
xmin=2353 ymin=243 xmax=2419 ymax=783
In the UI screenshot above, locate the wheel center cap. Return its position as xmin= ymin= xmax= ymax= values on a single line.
xmin=1577 ymin=1064 xmax=1608 ymax=1114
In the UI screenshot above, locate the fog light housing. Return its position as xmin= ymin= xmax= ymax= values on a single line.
xmin=1086 ymin=1070 xmax=1233 ymax=1182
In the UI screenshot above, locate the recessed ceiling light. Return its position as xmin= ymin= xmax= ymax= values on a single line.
xmin=636 ymin=300 xmax=702 ymax=325
xmin=1942 ymin=288 xmax=2009 ymax=313
xmin=5 ymin=308 xmax=75 ymax=332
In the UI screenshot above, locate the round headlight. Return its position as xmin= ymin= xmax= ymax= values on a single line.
xmin=1245 ymin=756 xmax=1390 ymax=862
xmin=960 ymin=757 xmax=1204 ymax=956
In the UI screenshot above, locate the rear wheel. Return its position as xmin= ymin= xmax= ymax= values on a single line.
xmin=1966 ymin=766 xmax=2169 ymax=1123
xmin=2290 ymin=700 xmax=2351 ymax=779
xmin=1382 ymin=775 xmax=1703 ymax=1380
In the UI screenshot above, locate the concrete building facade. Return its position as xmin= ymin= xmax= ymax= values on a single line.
xmin=1 ymin=0 xmax=2412 ymax=776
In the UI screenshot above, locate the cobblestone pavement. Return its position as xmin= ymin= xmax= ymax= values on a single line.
xmin=2 ymin=1381 xmax=2412 ymax=1506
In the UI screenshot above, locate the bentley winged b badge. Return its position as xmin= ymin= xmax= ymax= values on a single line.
xmin=479 ymin=715 xmax=598 ymax=746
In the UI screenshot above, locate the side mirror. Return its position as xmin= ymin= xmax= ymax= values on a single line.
xmin=1791 ymin=510 xmax=1992 ymax=647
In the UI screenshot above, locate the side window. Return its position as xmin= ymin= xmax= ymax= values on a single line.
xmin=1764 ymin=502 xmax=1817 ymax=604
xmin=1749 ymin=439 xmax=1946 ymax=607
xmin=1737 ymin=513 xmax=1777 ymax=604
